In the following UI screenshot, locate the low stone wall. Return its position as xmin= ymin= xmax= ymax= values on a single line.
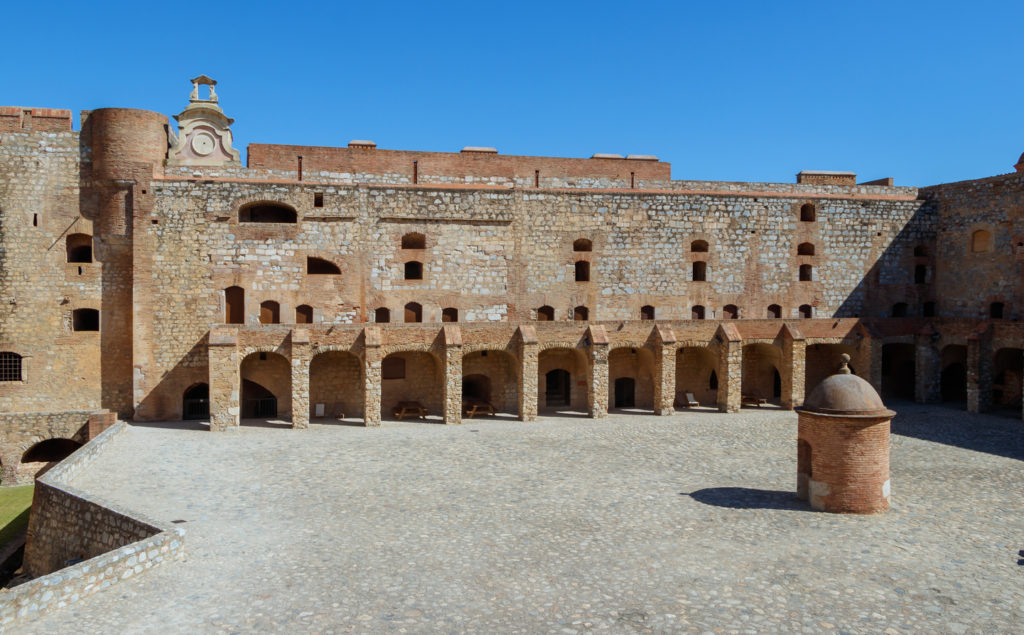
xmin=0 ymin=410 xmax=109 ymax=486
xmin=0 ymin=422 xmax=185 ymax=629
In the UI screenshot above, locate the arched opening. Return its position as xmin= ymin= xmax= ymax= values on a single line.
xmin=914 ymin=245 xmax=928 ymax=257
xmin=940 ymin=345 xmax=968 ymax=403
xmin=891 ymin=302 xmax=908 ymax=318
xmin=72 ymin=308 xmax=99 ymax=331
xmin=805 ymin=343 xmax=857 ymax=399
xmin=923 ymin=301 xmax=936 ymax=317
xmin=182 ymin=383 xmax=209 ymax=420
xmin=690 ymin=239 xmax=709 ymax=253
xmin=462 ymin=374 xmax=492 ymax=403
xmin=676 ymin=346 xmax=718 ymax=406
xmin=462 ymin=350 xmax=518 ymax=415
xmin=66 ymin=233 xmax=93 ymax=263
xmin=640 ymin=305 xmax=655 ymax=320
xmin=381 ymin=351 xmax=442 ymax=420
xmin=609 ymin=347 xmax=655 ymax=411
xmin=310 ymin=351 xmax=364 ymax=421
xmin=914 ymin=264 xmax=927 ymax=284
xmin=990 ymin=302 xmax=1005 ymax=319
xmin=240 ymin=351 xmax=291 ymax=422
xmin=573 ymin=306 xmax=589 ymax=321
xmin=307 ymin=257 xmax=341 ymax=274
xmin=442 ymin=307 xmax=458 ymax=322
xmin=800 ymin=203 xmax=816 ymax=222
xmin=572 ymin=238 xmax=592 ymax=252
xmin=0 ymin=352 xmax=23 ymax=382
xmin=692 ymin=261 xmax=707 ymax=282
xmin=574 ymin=260 xmax=590 ymax=282
xmin=970 ymin=229 xmax=992 ymax=253
xmin=536 ymin=305 xmax=555 ymax=321
xmin=404 ymin=302 xmax=422 ymax=323
xmin=797 ymin=242 xmax=815 ymax=256
xmin=742 ymin=343 xmax=782 ymax=405
xmin=374 ymin=307 xmax=390 ymax=323
xmin=993 ymin=348 xmax=1024 ymax=410
xmin=614 ymin=377 xmax=636 ymax=408
xmin=767 ymin=304 xmax=781 ymax=319
xmin=225 ymin=286 xmax=244 ymax=324
xmin=22 ymin=438 xmax=81 ymax=464
xmin=799 ymin=264 xmax=813 ymax=282
xmin=259 ymin=301 xmax=280 ymax=324
xmin=722 ymin=304 xmax=738 ymax=319
xmin=539 ymin=348 xmax=589 ymax=412
xmin=295 ymin=304 xmax=313 ymax=324
xmin=239 ymin=201 xmax=297 ymax=223
xmin=691 ymin=305 xmax=705 ymax=320
xmin=544 ymin=369 xmax=572 ymax=407
xmin=401 ymin=232 xmax=426 ymax=249
xmin=404 ymin=261 xmax=423 ymax=280
xmin=799 ymin=304 xmax=813 ymax=319
xmin=881 ymin=343 xmax=915 ymax=399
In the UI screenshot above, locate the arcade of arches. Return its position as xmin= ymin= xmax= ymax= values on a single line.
xmin=199 ymin=320 xmax=1024 ymax=430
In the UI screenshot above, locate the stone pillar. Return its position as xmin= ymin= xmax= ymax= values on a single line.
xmin=852 ymin=324 xmax=882 ymax=394
xmin=363 ymin=327 xmax=382 ymax=427
xmin=780 ymin=324 xmax=805 ymax=410
xmin=715 ymin=324 xmax=742 ymax=413
xmin=967 ymin=325 xmax=993 ymax=413
xmin=651 ymin=324 xmax=677 ymax=415
xmin=517 ymin=326 xmax=539 ymax=421
xmin=208 ymin=327 xmax=240 ymax=431
xmin=290 ymin=329 xmax=311 ymax=429
xmin=915 ymin=328 xmax=941 ymax=404
xmin=587 ymin=325 xmax=609 ymax=418
xmin=442 ymin=325 xmax=463 ymax=425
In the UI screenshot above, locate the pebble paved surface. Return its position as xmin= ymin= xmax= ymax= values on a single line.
xmin=14 ymin=402 xmax=1024 ymax=633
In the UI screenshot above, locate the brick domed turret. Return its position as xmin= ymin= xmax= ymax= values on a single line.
xmin=796 ymin=354 xmax=895 ymax=513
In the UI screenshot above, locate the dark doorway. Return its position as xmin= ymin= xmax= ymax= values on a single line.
xmin=182 ymin=383 xmax=210 ymax=420
xmin=614 ymin=377 xmax=636 ymax=408
xmin=940 ymin=363 xmax=967 ymax=402
xmin=22 ymin=438 xmax=82 ymax=463
xmin=462 ymin=374 xmax=491 ymax=403
xmin=772 ymin=369 xmax=782 ymax=398
xmin=881 ymin=343 xmax=915 ymax=399
xmin=545 ymin=369 xmax=571 ymax=406
xmin=242 ymin=379 xmax=278 ymax=418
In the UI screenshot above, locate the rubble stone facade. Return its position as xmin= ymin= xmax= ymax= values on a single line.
xmin=2 ymin=80 xmax=1023 ymax=478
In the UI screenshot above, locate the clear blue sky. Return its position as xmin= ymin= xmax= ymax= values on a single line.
xmin=3 ymin=1 xmax=1021 ymax=185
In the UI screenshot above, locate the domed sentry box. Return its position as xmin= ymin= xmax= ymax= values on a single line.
xmin=795 ymin=354 xmax=896 ymax=513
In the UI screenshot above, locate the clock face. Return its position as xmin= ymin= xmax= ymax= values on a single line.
xmin=191 ymin=132 xmax=216 ymax=156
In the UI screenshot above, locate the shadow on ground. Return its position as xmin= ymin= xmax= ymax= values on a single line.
xmin=687 ymin=487 xmax=811 ymax=511
xmin=888 ymin=401 xmax=1024 ymax=461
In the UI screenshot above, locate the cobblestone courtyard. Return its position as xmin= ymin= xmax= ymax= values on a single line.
xmin=15 ymin=403 xmax=1024 ymax=633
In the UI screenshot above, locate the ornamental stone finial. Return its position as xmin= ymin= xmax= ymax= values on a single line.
xmin=838 ymin=353 xmax=852 ymax=374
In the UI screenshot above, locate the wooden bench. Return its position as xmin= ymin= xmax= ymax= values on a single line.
xmin=392 ymin=401 xmax=427 ymax=420
xmin=674 ymin=392 xmax=699 ymax=408
xmin=463 ymin=399 xmax=495 ymax=418
xmin=742 ymin=394 xmax=768 ymax=408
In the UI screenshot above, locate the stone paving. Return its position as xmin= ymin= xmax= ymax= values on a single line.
xmin=12 ymin=402 xmax=1024 ymax=633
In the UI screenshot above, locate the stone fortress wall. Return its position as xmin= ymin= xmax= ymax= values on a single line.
xmin=2 ymin=79 xmax=1024 ymax=475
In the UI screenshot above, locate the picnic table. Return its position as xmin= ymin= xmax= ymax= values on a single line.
xmin=462 ymin=399 xmax=495 ymax=418
xmin=742 ymin=394 xmax=768 ymax=407
xmin=392 ymin=401 xmax=427 ymax=420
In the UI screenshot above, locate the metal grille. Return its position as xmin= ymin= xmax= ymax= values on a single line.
xmin=0 ymin=352 xmax=22 ymax=382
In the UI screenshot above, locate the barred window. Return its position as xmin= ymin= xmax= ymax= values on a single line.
xmin=0 ymin=352 xmax=22 ymax=381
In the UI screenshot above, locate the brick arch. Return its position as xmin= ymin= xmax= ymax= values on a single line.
xmin=538 ymin=346 xmax=591 ymax=412
xmin=240 ymin=351 xmax=292 ymax=421
xmin=379 ymin=343 xmax=441 ymax=357
xmin=232 ymin=195 xmax=302 ymax=216
xmin=381 ymin=350 xmax=443 ymax=420
xmin=239 ymin=344 xmax=291 ymax=359
xmin=462 ymin=342 xmax=518 ymax=357
xmin=311 ymin=344 xmax=362 ymax=358
xmin=462 ymin=349 xmax=519 ymax=415
xmin=537 ymin=340 xmax=588 ymax=353
xmin=608 ymin=346 xmax=655 ymax=411
xmin=309 ymin=350 xmax=365 ymax=420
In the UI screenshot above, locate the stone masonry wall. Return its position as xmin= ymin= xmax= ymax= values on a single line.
xmin=4 ymin=422 xmax=185 ymax=629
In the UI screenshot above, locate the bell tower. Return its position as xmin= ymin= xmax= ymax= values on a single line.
xmin=166 ymin=75 xmax=241 ymax=167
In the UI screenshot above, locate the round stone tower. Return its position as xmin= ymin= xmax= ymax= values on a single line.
xmin=796 ymin=354 xmax=895 ymax=513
